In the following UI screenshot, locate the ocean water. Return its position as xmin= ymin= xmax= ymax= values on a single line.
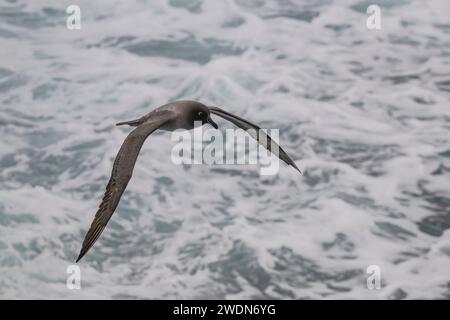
xmin=0 ymin=0 xmax=450 ymax=299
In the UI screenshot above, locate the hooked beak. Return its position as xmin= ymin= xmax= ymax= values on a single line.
xmin=207 ymin=116 xmax=218 ymax=129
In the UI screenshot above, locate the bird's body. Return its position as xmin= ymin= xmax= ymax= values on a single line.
xmin=76 ymin=100 xmax=301 ymax=262
xmin=160 ymin=100 xmax=208 ymax=130
xmin=117 ymin=100 xmax=211 ymax=131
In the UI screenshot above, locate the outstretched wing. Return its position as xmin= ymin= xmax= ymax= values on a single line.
xmin=209 ymin=106 xmax=301 ymax=174
xmin=76 ymin=113 xmax=174 ymax=262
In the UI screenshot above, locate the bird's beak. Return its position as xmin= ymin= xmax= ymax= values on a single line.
xmin=207 ymin=116 xmax=218 ymax=129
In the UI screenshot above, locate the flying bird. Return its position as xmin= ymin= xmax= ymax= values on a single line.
xmin=76 ymin=100 xmax=301 ymax=262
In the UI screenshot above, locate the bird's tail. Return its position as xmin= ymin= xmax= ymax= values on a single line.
xmin=115 ymin=118 xmax=142 ymax=127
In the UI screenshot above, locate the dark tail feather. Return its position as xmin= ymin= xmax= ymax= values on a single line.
xmin=115 ymin=119 xmax=141 ymax=127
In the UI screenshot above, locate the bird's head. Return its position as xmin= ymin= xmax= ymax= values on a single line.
xmin=192 ymin=105 xmax=218 ymax=129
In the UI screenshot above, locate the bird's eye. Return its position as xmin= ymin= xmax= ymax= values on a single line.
xmin=198 ymin=111 xmax=203 ymax=117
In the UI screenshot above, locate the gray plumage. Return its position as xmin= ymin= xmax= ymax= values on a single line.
xmin=76 ymin=100 xmax=300 ymax=262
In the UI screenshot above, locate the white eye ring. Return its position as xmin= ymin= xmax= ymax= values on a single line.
xmin=198 ymin=111 xmax=203 ymax=117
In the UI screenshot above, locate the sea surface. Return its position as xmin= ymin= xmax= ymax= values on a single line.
xmin=0 ymin=0 xmax=450 ymax=299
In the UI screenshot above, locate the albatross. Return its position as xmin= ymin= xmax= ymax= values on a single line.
xmin=76 ymin=100 xmax=301 ymax=262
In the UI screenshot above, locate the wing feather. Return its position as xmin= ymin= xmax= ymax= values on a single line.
xmin=209 ymin=106 xmax=301 ymax=174
xmin=76 ymin=113 xmax=174 ymax=262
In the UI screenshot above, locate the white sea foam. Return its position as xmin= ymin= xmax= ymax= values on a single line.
xmin=0 ymin=0 xmax=449 ymax=299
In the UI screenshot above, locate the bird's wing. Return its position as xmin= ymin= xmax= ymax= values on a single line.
xmin=208 ymin=106 xmax=301 ymax=174
xmin=76 ymin=112 xmax=175 ymax=262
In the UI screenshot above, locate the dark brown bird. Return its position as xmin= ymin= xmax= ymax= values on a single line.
xmin=76 ymin=100 xmax=301 ymax=262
